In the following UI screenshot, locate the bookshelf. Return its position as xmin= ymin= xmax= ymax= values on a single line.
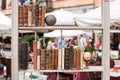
xmin=11 ymin=0 xmax=110 ymax=80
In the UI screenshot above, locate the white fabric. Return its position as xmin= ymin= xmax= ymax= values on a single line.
xmin=44 ymin=30 xmax=88 ymax=37
xmin=75 ymin=0 xmax=120 ymax=27
xmin=0 ymin=12 xmax=11 ymax=30
xmin=46 ymin=9 xmax=81 ymax=26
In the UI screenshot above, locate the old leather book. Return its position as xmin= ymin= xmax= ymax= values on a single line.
xmin=69 ymin=46 xmax=74 ymax=69
xmin=51 ymin=49 xmax=55 ymax=69
xmin=41 ymin=6 xmax=45 ymax=26
xmin=45 ymin=49 xmax=50 ymax=70
xmin=33 ymin=40 xmax=37 ymax=70
xmin=32 ymin=4 xmax=36 ymax=26
xmin=76 ymin=48 xmax=81 ymax=69
xmin=21 ymin=42 xmax=29 ymax=70
xmin=40 ymin=49 xmax=46 ymax=70
xmin=37 ymin=49 xmax=40 ymax=70
xmin=23 ymin=5 xmax=28 ymax=26
xmin=35 ymin=4 xmax=39 ymax=26
xmin=54 ymin=49 xmax=58 ymax=70
xmin=64 ymin=48 xmax=70 ymax=70
xmin=18 ymin=5 xmax=24 ymax=27
xmin=28 ymin=4 xmax=33 ymax=26
xmin=73 ymin=49 xmax=77 ymax=69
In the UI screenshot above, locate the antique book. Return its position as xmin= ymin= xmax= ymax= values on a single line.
xmin=35 ymin=4 xmax=39 ymax=26
xmin=45 ymin=49 xmax=50 ymax=70
xmin=69 ymin=46 xmax=74 ymax=69
xmin=32 ymin=4 xmax=36 ymax=26
xmin=41 ymin=6 xmax=45 ymax=26
xmin=51 ymin=49 xmax=55 ymax=69
xmin=23 ymin=5 xmax=28 ymax=26
xmin=48 ymin=49 xmax=52 ymax=69
xmin=64 ymin=48 xmax=70 ymax=70
xmin=58 ymin=49 xmax=62 ymax=69
xmin=28 ymin=5 xmax=33 ymax=26
xmin=37 ymin=49 xmax=40 ymax=70
xmin=40 ymin=49 xmax=46 ymax=70
xmin=21 ymin=42 xmax=29 ymax=70
xmin=38 ymin=6 xmax=42 ymax=26
xmin=54 ymin=49 xmax=58 ymax=70
xmin=61 ymin=49 xmax=65 ymax=70
xmin=18 ymin=5 xmax=24 ymax=27
xmin=76 ymin=48 xmax=81 ymax=69
xmin=18 ymin=38 xmax=22 ymax=70
xmin=33 ymin=40 xmax=37 ymax=70
xmin=73 ymin=49 xmax=77 ymax=69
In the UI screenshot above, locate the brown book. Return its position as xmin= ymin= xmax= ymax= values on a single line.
xmin=32 ymin=4 xmax=36 ymax=26
xmin=33 ymin=40 xmax=37 ymax=70
xmin=54 ymin=49 xmax=58 ymax=70
xmin=40 ymin=49 xmax=46 ymax=70
xmin=18 ymin=5 xmax=24 ymax=27
xmin=73 ymin=49 xmax=77 ymax=69
xmin=38 ymin=6 xmax=42 ymax=26
xmin=37 ymin=49 xmax=40 ymax=70
xmin=41 ymin=6 xmax=45 ymax=26
xmin=28 ymin=5 xmax=33 ymax=26
xmin=51 ymin=49 xmax=55 ymax=69
xmin=48 ymin=49 xmax=52 ymax=69
xmin=23 ymin=5 xmax=28 ymax=26
xmin=69 ymin=46 xmax=74 ymax=69
xmin=76 ymin=48 xmax=81 ymax=70
xmin=45 ymin=49 xmax=50 ymax=70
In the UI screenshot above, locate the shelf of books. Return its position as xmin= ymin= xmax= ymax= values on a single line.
xmin=12 ymin=0 xmax=110 ymax=80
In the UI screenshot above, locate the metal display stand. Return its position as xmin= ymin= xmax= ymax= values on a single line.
xmin=11 ymin=0 xmax=110 ymax=80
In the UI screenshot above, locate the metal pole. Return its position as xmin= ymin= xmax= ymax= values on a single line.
xmin=102 ymin=0 xmax=110 ymax=80
xmin=12 ymin=0 xmax=18 ymax=80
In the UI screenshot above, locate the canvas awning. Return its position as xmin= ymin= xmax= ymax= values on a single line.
xmin=75 ymin=0 xmax=120 ymax=27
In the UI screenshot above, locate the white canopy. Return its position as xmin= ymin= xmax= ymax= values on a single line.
xmin=46 ymin=9 xmax=81 ymax=26
xmin=44 ymin=30 xmax=89 ymax=37
xmin=75 ymin=0 xmax=120 ymax=27
xmin=0 ymin=12 xmax=11 ymax=30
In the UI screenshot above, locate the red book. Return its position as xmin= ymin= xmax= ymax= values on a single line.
xmin=33 ymin=40 xmax=37 ymax=70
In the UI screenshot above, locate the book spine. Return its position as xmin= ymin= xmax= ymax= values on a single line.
xmin=35 ymin=5 xmax=39 ymax=26
xmin=64 ymin=48 xmax=70 ymax=70
xmin=73 ymin=49 xmax=77 ymax=69
xmin=54 ymin=49 xmax=58 ymax=70
xmin=61 ymin=48 xmax=65 ymax=70
xmin=76 ymin=48 xmax=81 ymax=69
xmin=37 ymin=49 xmax=40 ymax=70
xmin=58 ymin=49 xmax=62 ymax=70
xmin=32 ymin=4 xmax=36 ymax=26
xmin=51 ymin=49 xmax=55 ymax=69
xmin=48 ymin=49 xmax=52 ymax=69
xmin=69 ymin=46 xmax=74 ymax=69
xmin=45 ymin=49 xmax=50 ymax=70
xmin=41 ymin=6 xmax=45 ymax=26
xmin=33 ymin=40 xmax=37 ymax=70
xmin=28 ymin=5 xmax=33 ymax=26
xmin=38 ymin=6 xmax=42 ymax=26
xmin=40 ymin=49 xmax=46 ymax=70
xmin=18 ymin=5 xmax=24 ymax=27
xmin=23 ymin=5 xmax=28 ymax=26
xmin=21 ymin=42 xmax=29 ymax=70
xmin=18 ymin=38 xmax=22 ymax=70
